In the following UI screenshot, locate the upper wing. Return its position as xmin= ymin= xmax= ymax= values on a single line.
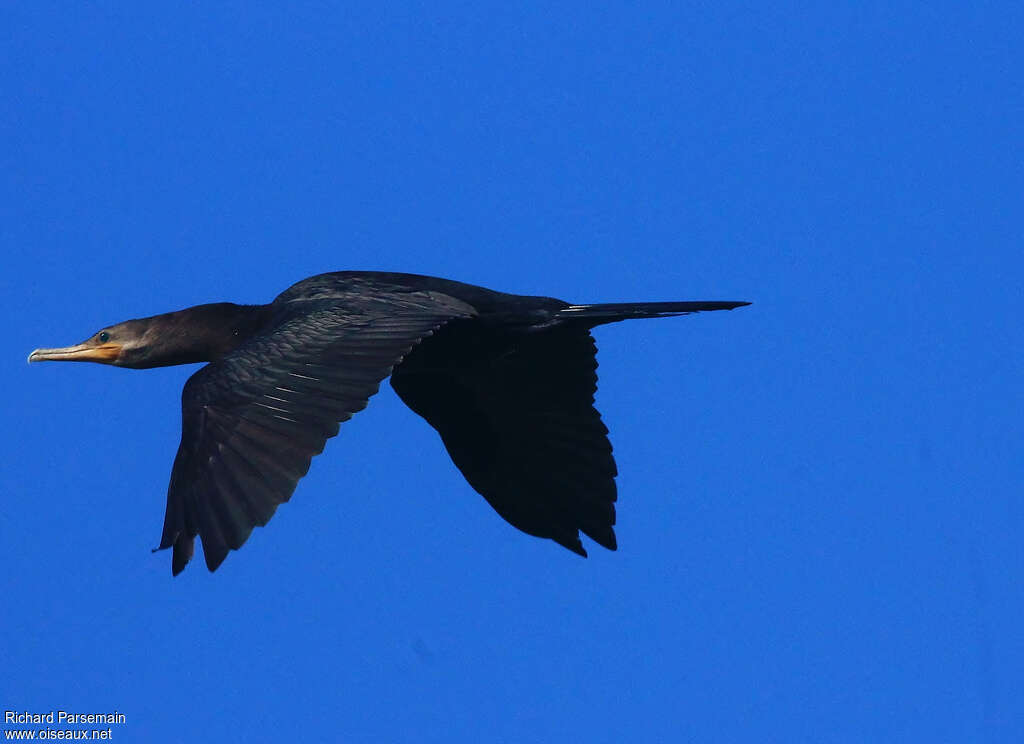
xmin=390 ymin=324 xmax=617 ymax=556
xmin=157 ymin=294 xmax=475 ymax=575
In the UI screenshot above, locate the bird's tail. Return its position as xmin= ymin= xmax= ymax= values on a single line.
xmin=555 ymin=300 xmax=750 ymax=324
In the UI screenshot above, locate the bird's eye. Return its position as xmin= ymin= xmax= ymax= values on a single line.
xmin=98 ymin=331 xmax=110 ymax=343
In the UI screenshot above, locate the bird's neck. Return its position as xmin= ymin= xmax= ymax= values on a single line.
xmin=127 ymin=303 xmax=274 ymax=368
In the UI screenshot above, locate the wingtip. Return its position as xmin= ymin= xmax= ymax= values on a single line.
xmin=203 ymin=539 xmax=230 ymax=573
xmin=555 ymin=533 xmax=589 ymax=557
xmin=152 ymin=532 xmax=190 ymax=576
xmin=171 ymin=534 xmax=195 ymax=576
xmin=582 ymin=525 xmax=618 ymax=551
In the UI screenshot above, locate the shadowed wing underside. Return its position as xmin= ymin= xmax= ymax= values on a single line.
xmin=158 ymin=294 xmax=475 ymax=574
xmin=391 ymin=323 xmax=617 ymax=556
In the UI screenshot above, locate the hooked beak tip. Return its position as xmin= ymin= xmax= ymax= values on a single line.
xmin=27 ymin=343 xmax=123 ymax=364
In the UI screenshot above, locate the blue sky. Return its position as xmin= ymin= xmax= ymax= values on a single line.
xmin=3 ymin=2 xmax=1021 ymax=742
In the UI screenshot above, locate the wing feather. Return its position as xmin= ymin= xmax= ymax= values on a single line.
xmin=157 ymin=296 xmax=474 ymax=574
xmin=391 ymin=325 xmax=619 ymax=557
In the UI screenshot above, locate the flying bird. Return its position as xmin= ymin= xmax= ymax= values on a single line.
xmin=29 ymin=271 xmax=749 ymax=575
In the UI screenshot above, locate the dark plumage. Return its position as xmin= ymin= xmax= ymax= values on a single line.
xmin=29 ymin=271 xmax=749 ymax=575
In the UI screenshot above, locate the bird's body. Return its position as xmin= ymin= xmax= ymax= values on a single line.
xmin=29 ymin=271 xmax=748 ymax=575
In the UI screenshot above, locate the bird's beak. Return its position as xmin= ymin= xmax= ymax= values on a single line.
xmin=28 ymin=342 xmax=123 ymax=364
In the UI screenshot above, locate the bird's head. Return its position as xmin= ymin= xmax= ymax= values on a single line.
xmin=28 ymin=318 xmax=153 ymax=367
xmin=29 ymin=303 xmax=268 ymax=369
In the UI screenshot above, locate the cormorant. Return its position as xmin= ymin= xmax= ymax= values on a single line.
xmin=29 ymin=271 xmax=749 ymax=575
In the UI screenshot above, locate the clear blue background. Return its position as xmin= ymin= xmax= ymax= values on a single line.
xmin=3 ymin=3 xmax=1021 ymax=742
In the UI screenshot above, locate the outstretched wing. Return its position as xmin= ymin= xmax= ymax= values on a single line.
xmin=391 ymin=324 xmax=617 ymax=556
xmin=157 ymin=295 xmax=475 ymax=575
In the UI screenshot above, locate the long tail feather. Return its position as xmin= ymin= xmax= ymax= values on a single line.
xmin=556 ymin=300 xmax=750 ymax=323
